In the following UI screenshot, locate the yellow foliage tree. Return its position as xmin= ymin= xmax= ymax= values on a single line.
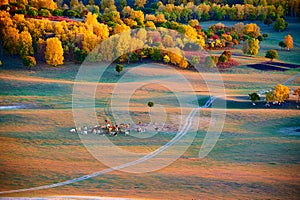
xmin=45 ymin=37 xmax=64 ymax=66
xmin=145 ymin=21 xmax=156 ymax=29
xmin=85 ymin=12 xmax=98 ymax=26
xmin=273 ymin=84 xmax=290 ymax=103
xmin=3 ymin=26 xmax=19 ymax=54
xmin=82 ymin=30 xmax=99 ymax=52
xmin=93 ymin=23 xmax=109 ymax=40
xmin=134 ymin=0 xmax=146 ymax=8
xmin=114 ymin=23 xmax=130 ymax=35
xmin=162 ymin=35 xmax=174 ymax=48
xmin=18 ymin=30 xmax=33 ymax=57
xmin=244 ymin=23 xmax=261 ymax=38
xmin=284 ymin=34 xmax=294 ymax=50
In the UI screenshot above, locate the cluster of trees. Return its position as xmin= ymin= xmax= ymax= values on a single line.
xmin=249 ymin=84 xmax=292 ymax=106
xmin=279 ymin=34 xmax=294 ymax=50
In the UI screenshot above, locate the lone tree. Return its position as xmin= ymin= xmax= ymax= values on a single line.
xmin=115 ymin=64 xmax=124 ymax=75
xmin=22 ymin=56 xmax=36 ymax=70
xmin=147 ymin=101 xmax=154 ymax=107
xmin=278 ymin=41 xmax=287 ymax=50
xmin=284 ymin=34 xmax=294 ymax=51
xmin=265 ymin=50 xmax=278 ymax=61
xmin=249 ymin=92 xmax=260 ymax=105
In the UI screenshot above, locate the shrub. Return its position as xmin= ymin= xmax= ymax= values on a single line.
xmin=221 ymin=50 xmax=232 ymax=59
xmin=115 ymin=64 xmax=123 ymax=75
xmin=217 ymin=58 xmax=239 ymax=69
xmin=163 ymin=55 xmax=170 ymax=63
xmin=278 ymin=41 xmax=286 ymax=49
xmin=52 ymin=9 xmax=63 ymax=16
xmin=28 ymin=8 xmax=38 ymax=17
xmin=204 ymin=56 xmax=216 ymax=68
xmin=74 ymin=48 xmax=88 ymax=64
xmin=190 ymin=56 xmax=200 ymax=65
xmin=151 ymin=48 xmax=162 ymax=61
xmin=218 ymin=54 xmax=228 ymax=63
xmin=38 ymin=9 xmax=51 ymax=17
xmin=257 ymin=35 xmax=264 ymax=41
xmin=265 ymin=50 xmax=278 ymax=61
xmin=147 ymin=101 xmax=154 ymax=107
xmin=257 ymin=14 xmax=266 ymax=21
xmin=22 ymin=56 xmax=36 ymax=69
xmin=262 ymin=33 xmax=269 ymax=38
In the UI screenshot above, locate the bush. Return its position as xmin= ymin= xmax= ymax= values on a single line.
xmin=38 ymin=9 xmax=51 ymax=17
xmin=257 ymin=35 xmax=264 ymax=41
xmin=221 ymin=50 xmax=232 ymax=59
xmin=265 ymin=50 xmax=278 ymax=61
xmin=22 ymin=56 xmax=36 ymax=69
xmin=64 ymin=10 xmax=79 ymax=18
xmin=257 ymin=14 xmax=266 ymax=21
xmin=147 ymin=101 xmax=154 ymax=107
xmin=151 ymin=48 xmax=162 ymax=61
xmin=204 ymin=56 xmax=216 ymax=68
xmin=262 ymin=33 xmax=269 ymax=38
xmin=190 ymin=56 xmax=200 ymax=65
xmin=279 ymin=41 xmax=287 ymax=49
xmin=52 ymin=9 xmax=63 ymax=16
xmin=218 ymin=55 xmax=227 ymax=63
xmin=28 ymin=8 xmax=38 ymax=17
xmin=74 ymin=48 xmax=88 ymax=64
xmin=115 ymin=64 xmax=123 ymax=75
xmin=163 ymin=55 xmax=170 ymax=63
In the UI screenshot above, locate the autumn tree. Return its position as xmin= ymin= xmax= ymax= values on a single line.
xmin=293 ymin=88 xmax=300 ymax=102
xmin=273 ymin=84 xmax=290 ymax=103
xmin=243 ymin=39 xmax=259 ymax=55
xmin=45 ymin=37 xmax=64 ymax=66
xmin=284 ymin=34 xmax=294 ymax=50
xmin=114 ymin=24 xmax=130 ymax=35
xmin=265 ymin=91 xmax=274 ymax=105
xmin=244 ymin=23 xmax=261 ymax=38
xmin=18 ymin=30 xmax=33 ymax=58
xmin=134 ymin=0 xmax=146 ymax=8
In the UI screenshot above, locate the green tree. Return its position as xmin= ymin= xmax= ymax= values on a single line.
xmin=147 ymin=101 xmax=154 ymax=107
xmin=273 ymin=18 xmax=288 ymax=32
xmin=115 ymin=64 xmax=124 ymax=75
xmin=249 ymin=92 xmax=260 ymax=105
xmin=265 ymin=50 xmax=278 ymax=61
xmin=279 ymin=41 xmax=286 ymax=50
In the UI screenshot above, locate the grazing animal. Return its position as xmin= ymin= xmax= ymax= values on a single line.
xmin=69 ymin=128 xmax=76 ymax=133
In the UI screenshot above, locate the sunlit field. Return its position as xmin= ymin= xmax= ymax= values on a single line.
xmin=1 ymin=0 xmax=300 ymax=199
